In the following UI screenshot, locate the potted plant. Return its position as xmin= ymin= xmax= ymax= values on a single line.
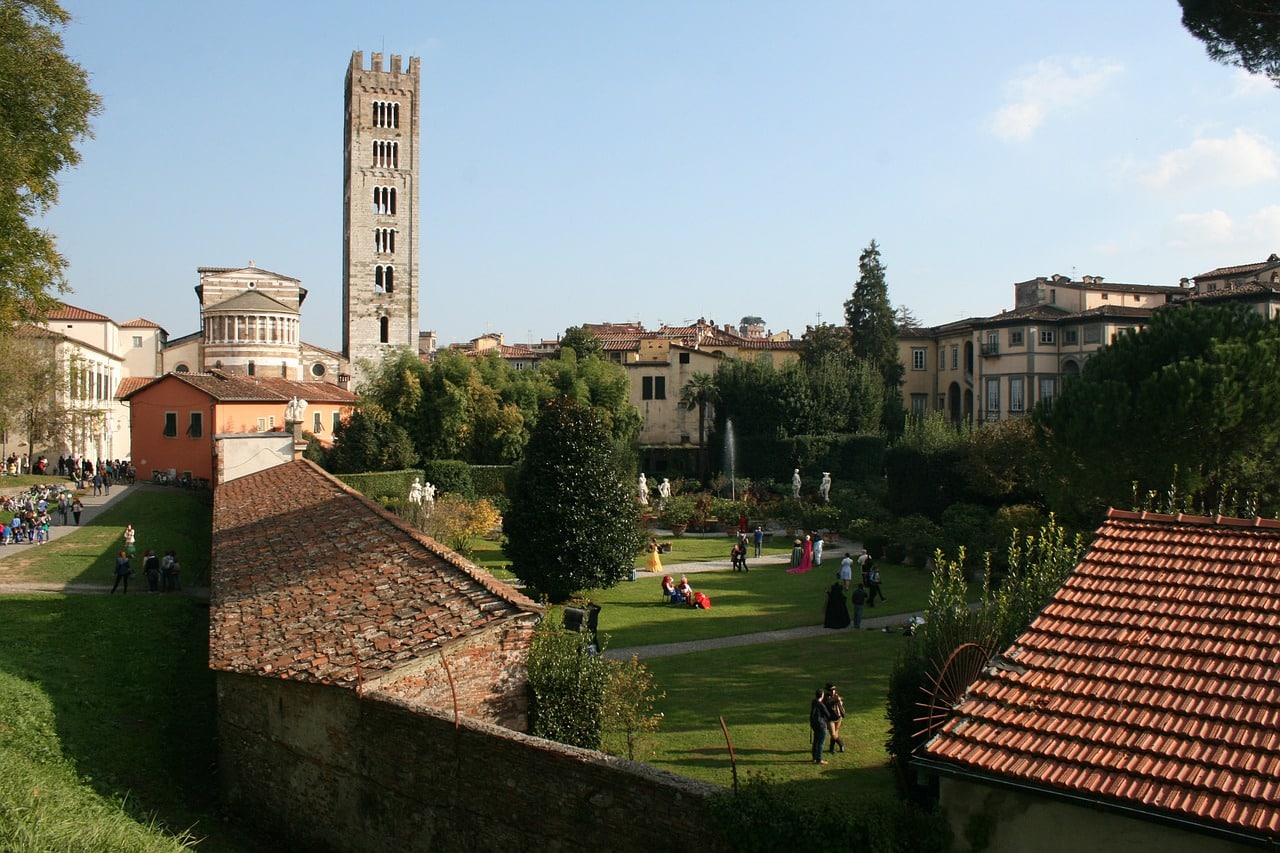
xmin=660 ymin=494 xmax=697 ymax=537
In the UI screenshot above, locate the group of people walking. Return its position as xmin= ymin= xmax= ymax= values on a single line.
xmin=824 ymin=549 xmax=885 ymax=630
xmin=1 ymin=485 xmax=84 ymax=545
xmin=111 ymin=525 xmax=184 ymax=595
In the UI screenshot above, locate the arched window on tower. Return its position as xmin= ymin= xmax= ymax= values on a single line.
xmin=247 ymin=361 xmax=255 ymax=376
xmin=385 ymin=266 xmax=394 ymax=293
xmin=379 ymin=316 xmax=390 ymax=344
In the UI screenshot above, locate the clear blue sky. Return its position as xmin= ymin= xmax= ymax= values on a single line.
xmin=45 ymin=0 xmax=1280 ymax=350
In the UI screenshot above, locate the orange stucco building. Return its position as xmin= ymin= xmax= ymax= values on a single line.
xmin=121 ymin=373 xmax=359 ymax=484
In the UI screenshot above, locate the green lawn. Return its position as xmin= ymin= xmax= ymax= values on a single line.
xmin=639 ymin=631 xmax=903 ymax=800
xmin=0 ymin=491 xmax=266 ymax=851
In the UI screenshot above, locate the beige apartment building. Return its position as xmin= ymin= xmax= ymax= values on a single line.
xmin=588 ymin=318 xmax=801 ymax=447
xmin=900 ymin=274 xmax=1185 ymax=423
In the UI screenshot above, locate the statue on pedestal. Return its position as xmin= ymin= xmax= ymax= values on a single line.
xmin=409 ymin=477 xmax=424 ymax=506
xmin=792 ymin=468 xmax=802 ymax=499
xmin=638 ymin=473 xmax=649 ymax=506
xmin=423 ymin=481 xmax=437 ymax=516
xmin=820 ymin=472 xmax=832 ymax=503
xmin=285 ymin=396 xmax=308 ymax=423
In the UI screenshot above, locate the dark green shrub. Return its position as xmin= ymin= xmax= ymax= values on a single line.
xmin=422 ymin=459 xmax=474 ymax=498
xmin=470 ymin=464 xmax=511 ymax=499
xmin=335 ymin=468 xmax=424 ymax=502
xmin=940 ymin=502 xmax=993 ymax=566
xmin=707 ymin=774 xmax=951 ymax=851
xmin=526 ymin=608 xmax=606 ymax=749
xmin=893 ymin=514 xmax=944 ymax=566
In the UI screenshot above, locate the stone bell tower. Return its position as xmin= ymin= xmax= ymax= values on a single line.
xmin=342 ymin=51 xmax=420 ymax=380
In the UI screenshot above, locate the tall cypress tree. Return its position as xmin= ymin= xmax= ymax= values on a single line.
xmin=843 ymin=240 xmax=903 ymax=389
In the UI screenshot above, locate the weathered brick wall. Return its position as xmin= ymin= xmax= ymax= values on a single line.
xmin=218 ymin=673 xmax=728 ymax=852
xmin=368 ymin=619 xmax=534 ymax=731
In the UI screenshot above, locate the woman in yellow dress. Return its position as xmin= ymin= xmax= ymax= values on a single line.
xmin=646 ymin=537 xmax=663 ymax=572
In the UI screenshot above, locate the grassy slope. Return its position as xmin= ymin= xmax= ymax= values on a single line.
xmin=0 ymin=491 xmax=265 ymax=851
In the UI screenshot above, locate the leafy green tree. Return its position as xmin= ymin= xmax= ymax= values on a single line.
xmin=843 ymin=240 xmax=903 ymax=390
xmin=0 ymin=1 xmax=102 ymax=332
xmin=0 ymin=329 xmax=67 ymax=454
xmin=504 ymin=397 xmax=644 ymax=602
xmin=327 ymin=403 xmax=419 ymax=473
xmin=1037 ymin=303 xmax=1280 ymax=519
xmin=713 ymin=356 xmax=786 ymax=442
xmin=1180 ymin=0 xmax=1280 ymax=86
xmin=600 ymin=654 xmax=665 ymax=761
xmin=558 ymin=325 xmax=603 ymax=360
xmin=799 ymin=322 xmax=852 ymax=369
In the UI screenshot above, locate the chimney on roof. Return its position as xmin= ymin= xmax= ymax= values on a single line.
xmin=337 ymin=373 xmax=351 ymax=390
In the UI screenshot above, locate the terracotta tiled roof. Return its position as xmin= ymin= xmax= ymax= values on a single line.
xmin=115 ymin=376 xmax=153 ymax=399
xmin=497 ymin=344 xmax=540 ymax=359
xmin=46 ymin=303 xmax=110 ymax=322
xmin=1194 ymin=254 xmax=1280 ymax=281
xmin=121 ymin=372 xmax=359 ymax=404
xmin=210 ymin=460 xmax=541 ymax=686
xmin=919 ymin=509 xmax=1280 ymax=841
xmin=121 ymin=317 xmax=164 ymax=329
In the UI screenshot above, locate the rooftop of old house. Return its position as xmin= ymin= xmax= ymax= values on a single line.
xmin=209 ymin=459 xmax=541 ymax=687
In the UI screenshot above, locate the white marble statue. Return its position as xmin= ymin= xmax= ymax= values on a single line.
xmin=658 ymin=478 xmax=671 ymax=500
xmin=638 ymin=473 xmax=649 ymax=506
xmin=285 ymin=396 xmax=308 ymax=423
xmin=792 ymin=468 xmax=802 ymax=499
xmin=409 ymin=477 xmax=424 ymax=505
xmin=820 ymin=472 xmax=832 ymax=503
xmin=423 ymin=481 xmax=437 ymax=511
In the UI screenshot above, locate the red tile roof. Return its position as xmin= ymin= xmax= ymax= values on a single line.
xmin=46 ymin=303 xmax=110 ymax=322
xmin=121 ymin=317 xmax=164 ymax=329
xmin=121 ymin=372 xmax=359 ymax=404
xmin=115 ymin=376 xmax=153 ymax=399
xmin=210 ymin=459 xmax=542 ymax=687
xmin=919 ymin=509 xmax=1280 ymax=841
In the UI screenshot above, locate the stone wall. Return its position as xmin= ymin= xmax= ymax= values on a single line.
xmin=218 ymin=673 xmax=727 ymax=852
xmin=369 ymin=619 xmax=535 ymax=731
